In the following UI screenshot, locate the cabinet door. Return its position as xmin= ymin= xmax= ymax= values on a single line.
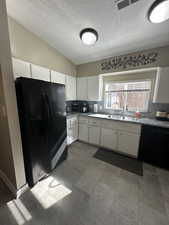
xmin=153 ymin=67 xmax=169 ymax=103
xmin=12 ymin=58 xmax=31 ymax=79
xmin=78 ymin=124 xmax=88 ymax=142
xmin=31 ymin=64 xmax=50 ymax=82
xmin=66 ymin=75 xmax=76 ymax=100
xmin=88 ymin=126 xmax=100 ymax=145
xmin=100 ymin=128 xmax=117 ymax=150
xmin=87 ymin=76 xmax=102 ymax=101
xmin=77 ymin=77 xmax=88 ymax=100
xmin=71 ymin=116 xmax=78 ymax=143
xmin=67 ymin=117 xmax=78 ymax=145
xmin=51 ymin=70 xmax=66 ymax=84
xmin=67 ymin=119 xmax=72 ymax=145
xmin=118 ymin=131 xmax=140 ymax=157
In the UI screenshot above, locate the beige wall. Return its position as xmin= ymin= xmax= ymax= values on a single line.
xmin=0 ymin=68 xmax=16 ymax=188
xmin=8 ymin=17 xmax=76 ymax=76
xmin=0 ymin=0 xmax=26 ymax=192
xmin=77 ymin=46 xmax=169 ymax=77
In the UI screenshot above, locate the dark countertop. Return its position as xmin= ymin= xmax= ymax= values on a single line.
xmin=66 ymin=112 xmax=169 ymax=129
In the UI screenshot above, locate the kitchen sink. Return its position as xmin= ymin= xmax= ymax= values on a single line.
xmin=88 ymin=113 xmax=138 ymax=122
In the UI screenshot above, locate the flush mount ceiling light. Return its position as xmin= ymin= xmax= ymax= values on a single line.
xmin=80 ymin=28 xmax=98 ymax=45
xmin=148 ymin=0 xmax=169 ymax=23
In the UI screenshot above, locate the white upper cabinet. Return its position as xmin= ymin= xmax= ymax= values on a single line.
xmin=77 ymin=77 xmax=88 ymax=100
xmin=66 ymin=75 xmax=76 ymax=100
xmin=31 ymin=64 xmax=50 ymax=82
xmin=87 ymin=76 xmax=102 ymax=101
xmin=51 ymin=70 xmax=66 ymax=85
xmin=12 ymin=58 xmax=31 ymax=79
xmin=77 ymin=76 xmax=102 ymax=101
xmin=153 ymin=67 xmax=169 ymax=103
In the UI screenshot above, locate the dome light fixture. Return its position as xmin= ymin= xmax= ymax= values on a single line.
xmin=148 ymin=0 xmax=169 ymax=23
xmin=80 ymin=28 xmax=98 ymax=45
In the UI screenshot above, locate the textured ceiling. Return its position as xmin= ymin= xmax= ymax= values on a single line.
xmin=6 ymin=0 xmax=169 ymax=65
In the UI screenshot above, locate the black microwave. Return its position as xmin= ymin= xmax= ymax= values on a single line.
xmin=71 ymin=101 xmax=89 ymax=113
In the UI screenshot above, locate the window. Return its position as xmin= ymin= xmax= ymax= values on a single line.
xmin=104 ymin=80 xmax=151 ymax=112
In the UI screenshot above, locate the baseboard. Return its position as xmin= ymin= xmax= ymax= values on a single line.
xmin=16 ymin=183 xmax=29 ymax=198
xmin=0 ymin=170 xmax=29 ymax=198
xmin=0 ymin=169 xmax=17 ymax=197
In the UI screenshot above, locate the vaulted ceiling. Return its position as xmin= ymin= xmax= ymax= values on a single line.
xmin=6 ymin=0 xmax=169 ymax=65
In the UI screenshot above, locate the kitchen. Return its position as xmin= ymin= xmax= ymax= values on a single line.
xmin=0 ymin=0 xmax=169 ymax=225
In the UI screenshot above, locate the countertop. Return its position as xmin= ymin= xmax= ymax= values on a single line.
xmin=66 ymin=112 xmax=169 ymax=129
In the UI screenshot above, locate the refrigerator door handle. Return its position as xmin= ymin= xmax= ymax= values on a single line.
xmin=45 ymin=94 xmax=52 ymax=118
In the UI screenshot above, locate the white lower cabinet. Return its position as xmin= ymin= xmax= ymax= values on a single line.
xmin=77 ymin=116 xmax=141 ymax=158
xmin=117 ymin=131 xmax=140 ymax=157
xmin=100 ymin=128 xmax=118 ymax=150
xmin=88 ymin=126 xmax=100 ymax=145
xmin=78 ymin=124 xmax=88 ymax=142
xmin=67 ymin=116 xmax=78 ymax=145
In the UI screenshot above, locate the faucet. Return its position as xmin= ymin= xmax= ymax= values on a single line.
xmin=121 ymin=105 xmax=128 ymax=119
xmin=120 ymin=106 xmax=125 ymax=118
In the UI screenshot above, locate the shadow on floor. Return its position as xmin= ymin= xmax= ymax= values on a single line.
xmin=0 ymin=179 xmax=14 ymax=207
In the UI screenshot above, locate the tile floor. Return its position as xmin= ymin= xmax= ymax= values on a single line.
xmin=0 ymin=141 xmax=169 ymax=225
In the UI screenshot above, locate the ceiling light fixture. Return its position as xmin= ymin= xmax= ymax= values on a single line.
xmin=148 ymin=0 xmax=169 ymax=23
xmin=80 ymin=28 xmax=98 ymax=45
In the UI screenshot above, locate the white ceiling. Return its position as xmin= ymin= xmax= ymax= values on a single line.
xmin=6 ymin=0 xmax=169 ymax=65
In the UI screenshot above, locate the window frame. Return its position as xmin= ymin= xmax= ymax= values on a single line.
xmin=103 ymin=78 xmax=153 ymax=113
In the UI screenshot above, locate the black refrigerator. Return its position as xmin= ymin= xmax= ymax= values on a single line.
xmin=15 ymin=77 xmax=67 ymax=187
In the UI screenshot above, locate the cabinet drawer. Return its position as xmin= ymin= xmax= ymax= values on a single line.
xmin=79 ymin=116 xmax=88 ymax=124
xmin=117 ymin=122 xmax=141 ymax=134
xmin=88 ymin=118 xmax=100 ymax=127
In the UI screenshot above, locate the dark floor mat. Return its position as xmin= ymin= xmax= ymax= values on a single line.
xmin=93 ymin=148 xmax=143 ymax=176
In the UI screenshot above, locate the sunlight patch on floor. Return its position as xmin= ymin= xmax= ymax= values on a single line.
xmin=31 ymin=176 xmax=72 ymax=209
xmin=7 ymin=199 xmax=32 ymax=225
